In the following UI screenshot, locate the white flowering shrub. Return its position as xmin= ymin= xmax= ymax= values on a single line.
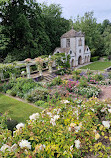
xmin=0 ymin=98 xmax=111 ymax=158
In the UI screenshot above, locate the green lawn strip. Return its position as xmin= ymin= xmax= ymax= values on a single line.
xmin=80 ymin=61 xmax=111 ymax=70
xmin=0 ymin=93 xmax=42 ymax=123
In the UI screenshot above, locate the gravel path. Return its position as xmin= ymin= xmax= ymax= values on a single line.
xmin=99 ymin=85 xmax=111 ymax=100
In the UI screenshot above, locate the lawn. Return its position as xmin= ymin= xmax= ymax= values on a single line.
xmin=80 ymin=61 xmax=111 ymax=70
xmin=0 ymin=93 xmax=42 ymax=123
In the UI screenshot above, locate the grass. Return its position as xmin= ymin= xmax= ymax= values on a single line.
xmin=80 ymin=61 xmax=111 ymax=70
xmin=0 ymin=93 xmax=42 ymax=123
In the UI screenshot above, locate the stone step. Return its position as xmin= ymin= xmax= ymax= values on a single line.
xmin=43 ymin=73 xmax=56 ymax=82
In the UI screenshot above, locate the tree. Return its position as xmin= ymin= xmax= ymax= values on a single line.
xmin=0 ymin=0 xmax=51 ymax=60
xmin=41 ymin=3 xmax=70 ymax=53
xmin=0 ymin=26 xmax=9 ymax=62
xmin=102 ymin=25 xmax=111 ymax=56
xmin=73 ymin=11 xmax=104 ymax=57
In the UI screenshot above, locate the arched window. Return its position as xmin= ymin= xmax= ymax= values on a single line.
xmin=87 ymin=48 xmax=89 ymax=51
xmin=79 ymin=49 xmax=81 ymax=53
xmin=66 ymin=39 xmax=70 ymax=47
xmin=78 ymin=38 xmax=82 ymax=46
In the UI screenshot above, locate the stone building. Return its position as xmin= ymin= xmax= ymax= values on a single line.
xmin=53 ymin=28 xmax=91 ymax=67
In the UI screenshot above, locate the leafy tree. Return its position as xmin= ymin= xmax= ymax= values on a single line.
xmin=73 ymin=11 xmax=104 ymax=57
xmin=102 ymin=25 xmax=111 ymax=56
xmin=0 ymin=26 xmax=9 ymax=62
xmin=41 ymin=3 xmax=70 ymax=53
xmin=0 ymin=0 xmax=51 ymax=60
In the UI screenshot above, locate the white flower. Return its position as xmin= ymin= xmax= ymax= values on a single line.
xmin=54 ymin=115 xmax=60 ymax=121
xmin=21 ymin=71 xmax=25 ymax=74
xmin=57 ymin=108 xmax=61 ymax=114
xmin=75 ymin=123 xmax=82 ymax=132
xmin=101 ymin=108 xmax=107 ymax=112
xmin=50 ymin=118 xmax=56 ymax=126
xmin=43 ymin=144 xmax=46 ymax=148
xmin=47 ymin=112 xmax=52 ymax=117
xmin=0 ymin=144 xmax=11 ymax=152
xmin=91 ymin=108 xmax=94 ymax=112
xmin=19 ymin=140 xmax=31 ymax=149
xmin=16 ymin=123 xmax=25 ymax=130
xmin=29 ymin=113 xmax=40 ymax=120
xmin=11 ymin=144 xmax=17 ymax=151
xmin=70 ymin=145 xmax=73 ymax=151
xmin=102 ymin=121 xmax=110 ymax=129
xmin=75 ymin=139 xmax=81 ymax=149
xmin=108 ymin=109 xmax=111 ymax=113
xmin=68 ymin=127 xmax=71 ymax=131
xmin=107 ymin=104 xmax=111 ymax=108
xmin=61 ymin=100 xmax=70 ymax=104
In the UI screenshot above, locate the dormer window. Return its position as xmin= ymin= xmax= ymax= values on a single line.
xmin=87 ymin=48 xmax=88 ymax=51
xmin=66 ymin=38 xmax=70 ymax=47
xmin=78 ymin=38 xmax=82 ymax=46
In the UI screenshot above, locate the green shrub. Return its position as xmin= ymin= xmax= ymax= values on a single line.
xmin=91 ymin=56 xmax=100 ymax=62
xmin=49 ymin=77 xmax=62 ymax=87
xmin=25 ymin=87 xmax=49 ymax=102
xmin=6 ymin=89 xmax=16 ymax=96
xmin=35 ymin=100 xmax=45 ymax=107
xmin=72 ymin=69 xmax=81 ymax=75
xmin=93 ymin=74 xmax=104 ymax=81
xmin=78 ymin=77 xmax=88 ymax=87
xmin=72 ymin=74 xmax=80 ymax=81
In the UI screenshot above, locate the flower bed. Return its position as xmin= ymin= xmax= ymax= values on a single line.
xmin=0 ymin=98 xmax=111 ymax=157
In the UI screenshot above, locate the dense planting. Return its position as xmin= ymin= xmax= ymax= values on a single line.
xmin=0 ymin=98 xmax=111 ymax=157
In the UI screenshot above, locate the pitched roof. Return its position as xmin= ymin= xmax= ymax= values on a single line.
xmin=54 ymin=47 xmax=71 ymax=54
xmin=61 ymin=28 xmax=84 ymax=39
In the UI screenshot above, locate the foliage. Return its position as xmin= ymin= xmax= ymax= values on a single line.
xmin=73 ymin=11 xmax=104 ymax=57
xmin=0 ymin=98 xmax=110 ymax=157
xmin=48 ymin=77 xmax=62 ymax=87
xmin=25 ymin=87 xmax=49 ymax=102
xmin=0 ymin=1 xmax=70 ymax=61
xmin=91 ymin=56 xmax=100 ymax=62
xmin=55 ymin=69 xmax=71 ymax=75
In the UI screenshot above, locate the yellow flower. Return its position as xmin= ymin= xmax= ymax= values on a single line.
xmin=99 ymin=125 xmax=103 ymax=131
xmin=70 ymin=123 xmax=76 ymax=127
xmin=95 ymin=133 xmax=100 ymax=140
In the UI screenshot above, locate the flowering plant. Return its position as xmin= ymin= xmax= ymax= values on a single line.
xmin=0 ymin=98 xmax=110 ymax=157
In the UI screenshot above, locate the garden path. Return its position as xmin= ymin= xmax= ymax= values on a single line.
xmin=99 ymin=85 xmax=111 ymax=100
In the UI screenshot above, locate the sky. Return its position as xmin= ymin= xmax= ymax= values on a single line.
xmin=37 ymin=0 xmax=111 ymax=23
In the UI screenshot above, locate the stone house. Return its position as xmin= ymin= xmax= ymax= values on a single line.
xmin=53 ymin=28 xmax=91 ymax=67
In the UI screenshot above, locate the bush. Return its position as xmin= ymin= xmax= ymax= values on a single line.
xmin=0 ymin=99 xmax=110 ymax=158
xmin=91 ymin=56 xmax=100 ymax=62
xmin=25 ymin=87 xmax=49 ymax=102
xmin=49 ymin=77 xmax=62 ymax=87
xmin=78 ymin=77 xmax=88 ymax=87
xmin=35 ymin=100 xmax=45 ymax=107
xmin=6 ymin=89 xmax=16 ymax=96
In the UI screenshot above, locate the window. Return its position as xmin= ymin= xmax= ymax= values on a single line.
xmin=70 ymin=51 xmax=72 ymax=54
xmin=78 ymin=38 xmax=82 ymax=46
xmin=66 ymin=39 xmax=70 ymax=47
xmin=79 ymin=49 xmax=81 ymax=53
xmin=57 ymin=51 xmax=59 ymax=54
xmin=87 ymin=48 xmax=89 ymax=51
